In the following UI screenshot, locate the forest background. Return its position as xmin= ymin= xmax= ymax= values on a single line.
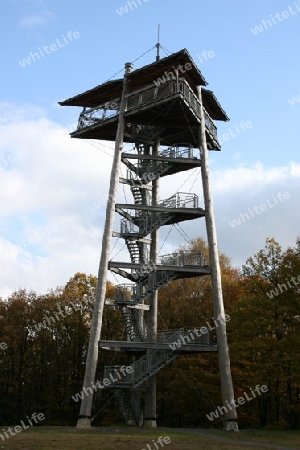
xmin=0 ymin=237 xmax=299 ymax=430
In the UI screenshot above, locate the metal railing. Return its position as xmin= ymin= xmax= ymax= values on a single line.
xmin=157 ymin=327 xmax=210 ymax=346
xmin=77 ymin=98 xmax=120 ymax=130
xmin=161 ymin=192 xmax=198 ymax=209
xmin=121 ymin=219 xmax=142 ymax=235
xmin=160 ymin=144 xmax=198 ymax=160
xmin=103 ymin=327 xmax=211 ymax=389
xmin=115 ymin=284 xmax=139 ymax=304
xmin=133 ymin=349 xmax=176 ymax=387
xmin=105 ymin=349 xmax=177 ymax=388
xmin=159 ymin=251 xmax=204 ymax=267
xmin=104 ymin=365 xmax=133 ymax=384
xmin=105 ymin=326 xmax=211 ymax=387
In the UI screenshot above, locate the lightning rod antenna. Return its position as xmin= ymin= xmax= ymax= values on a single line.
xmin=156 ymin=24 xmax=160 ymax=61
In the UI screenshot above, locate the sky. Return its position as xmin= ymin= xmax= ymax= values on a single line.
xmin=0 ymin=0 xmax=299 ymax=298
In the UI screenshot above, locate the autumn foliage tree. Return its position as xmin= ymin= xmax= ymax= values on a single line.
xmin=0 ymin=273 xmax=123 ymax=425
xmin=229 ymin=238 xmax=300 ymax=428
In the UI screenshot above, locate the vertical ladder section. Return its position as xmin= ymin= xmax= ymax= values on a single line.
xmin=121 ymin=307 xmax=146 ymax=342
xmin=126 ymin=239 xmax=142 ymax=264
xmin=113 ymin=389 xmax=143 ymax=426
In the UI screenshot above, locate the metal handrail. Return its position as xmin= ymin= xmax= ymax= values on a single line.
xmin=160 ymin=192 xmax=198 ymax=209
xmin=157 ymin=327 xmax=210 ymax=345
xmin=159 ymin=251 xmax=204 ymax=267
xmin=160 ymin=144 xmax=197 ymax=159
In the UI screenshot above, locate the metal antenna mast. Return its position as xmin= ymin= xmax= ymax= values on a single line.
xmin=156 ymin=24 xmax=160 ymax=61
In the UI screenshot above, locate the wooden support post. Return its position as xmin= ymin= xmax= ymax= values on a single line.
xmin=76 ymin=62 xmax=132 ymax=429
xmin=197 ymin=86 xmax=239 ymax=432
xmin=144 ymin=140 xmax=160 ymax=429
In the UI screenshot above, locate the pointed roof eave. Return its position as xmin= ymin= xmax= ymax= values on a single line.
xmin=202 ymin=89 xmax=229 ymax=122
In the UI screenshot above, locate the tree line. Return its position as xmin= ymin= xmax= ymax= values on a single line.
xmin=0 ymin=237 xmax=299 ymax=429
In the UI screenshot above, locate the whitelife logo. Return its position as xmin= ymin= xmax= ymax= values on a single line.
xmin=72 ymin=366 xmax=133 ymax=402
xmin=19 ymin=224 xmax=58 ymax=248
xmin=229 ymin=192 xmax=290 ymax=228
xmin=33 ymin=295 xmax=93 ymax=332
xmin=206 ymin=385 xmax=268 ymax=422
xmin=250 ymin=2 xmax=300 ymax=35
xmin=0 ymin=153 xmax=21 ymax=170
xmin=168 ymin=314 xmax=230 ymax=351
xmin=288 ymin=90 xmax=300 ymax=106
xmin=266 ymin=275 xmax=300 ymax=299
xmin=141 ymin=436 xmax=171 ymax=450
xmin=116 ymin=0 xmax=149 ymax=16
xmin=153 ymin=50 xmax=215 ymax=87
xmin=0 ymin=412 xmax=45 ymax=442
xmin=18 ymin=31 xmax=80 ymax=68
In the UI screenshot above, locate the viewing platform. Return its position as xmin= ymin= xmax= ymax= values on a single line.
xmin=100 ymin=327 xmax=217 ymax=355
xmin=108 ymin=251 xmax=210 ymax=306
xmin=115 ymin=192 xmax=205 ymax=239
xmin=59 ymin=48 xmax=229 ymax=150
xmin=68 ymin=79 xmax=222 ymax=149
xmin=121 ymin=144 xmax=202 ymax=180
xmin=101 ymin=327 xmax=217 ymax=389
xmin=109 ymin=250 xmax=210 ymax=281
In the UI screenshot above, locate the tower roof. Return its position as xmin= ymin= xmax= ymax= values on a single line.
xmin=59 ymin=48 xmax=228 ymax=122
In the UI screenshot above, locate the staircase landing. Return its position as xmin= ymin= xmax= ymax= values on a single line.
xmin=99 ymin=339 xmax=217 ymax=354
xmin=109 ymin=261 xmax=210 ymax=277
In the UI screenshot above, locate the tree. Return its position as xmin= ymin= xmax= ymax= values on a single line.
xmin=157 ymin=237 xmax=242 ymax=427
xmin=229 ymin=238 xmax=300 ymax=428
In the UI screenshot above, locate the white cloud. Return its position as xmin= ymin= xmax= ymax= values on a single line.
xmin=210 ymin=164 xmax=300 ymax=266
xmin=19 ymin=11 xmax=54 ymax=29
xmin=0 ymin=103 xmax=114 ymax=297
xmin=212 ymin=162 xmax=296 ymax=191
xmin=0 ymin=102 xmax=299 ymax=297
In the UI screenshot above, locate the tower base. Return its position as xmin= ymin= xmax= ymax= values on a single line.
xmin=143 ymin=419 xmax=157 ymax=429
xmin=76 ymin=418 xmax=92 ymax=429
xmin=224 ymin=420 xmax=239 ymax=432
xmin=127 ymin=419 xmax=135 ymax=426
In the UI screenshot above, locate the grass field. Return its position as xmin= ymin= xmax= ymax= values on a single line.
xmin=209 ymin=428 xmax=300 ymax=448
xmin=0 ymin=427 xmax=299 ymax=450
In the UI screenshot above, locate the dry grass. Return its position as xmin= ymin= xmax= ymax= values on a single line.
xmin=211 ymin=428 xmax=300 ymax=448
xmin=0 ymin=427 xmax=298 ymax=450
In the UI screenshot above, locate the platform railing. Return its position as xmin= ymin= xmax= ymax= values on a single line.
xmin=161 ymin=192 xmax=198 ymax=209
xmin=75 ymin=79 xmax=218 ymax=143
xmin=159 ymin=251 xmax=204 ymax=267
xmin=105 ymin=348 xmax=177 ymax=388
xmin=114 ymin=284 xmax=140 ymax=305
xmin=157 ymin=327 xmax=210 ymax=345
xmin=120 ymin=219 xmax=142 ymax=235
xmin=104 ymin=365 xmax=133 ymax=384
xmin=77 ymin=98 xmax=120 ymax=129
xmin=159 ymin=144 xmax=198 ymax=159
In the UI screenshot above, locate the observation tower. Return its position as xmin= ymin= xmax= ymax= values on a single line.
xmin=60 ymin=47 xmax=238 ymax=431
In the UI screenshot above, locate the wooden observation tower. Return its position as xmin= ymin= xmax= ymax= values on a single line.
xmin=60 ymin=47 xmax=238 ymax=431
